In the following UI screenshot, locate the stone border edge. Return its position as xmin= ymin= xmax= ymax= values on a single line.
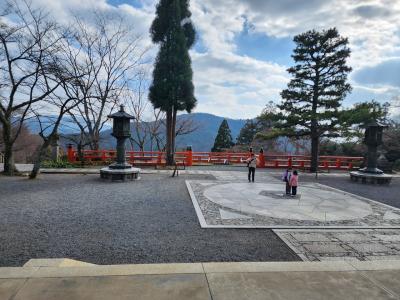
xmin=2 ymin=261 xmax=400 ymax=279
xmin=185 ymin=180 xmax=208 ymax=228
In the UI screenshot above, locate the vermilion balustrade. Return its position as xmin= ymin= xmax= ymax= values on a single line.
xmin=66 ymin=145 xmax=363 ymax=170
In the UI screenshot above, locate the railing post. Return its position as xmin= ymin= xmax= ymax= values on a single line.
xmin=257 ymin=148 xmax=265 ymax=168
xmin=157 ymin=151 xmax=162 ymax=165
xmin=130 ymin=151 xmax=134 ymax=164
xmin=288 ymin=156 xmax=292 ymax=168
xmin=186 ymin=145 xmax=193 ymax=166
xmin=336 ymin=158 xmax=341 ymax=169
xmin=67 ymin=144 xmax=74 ymax=163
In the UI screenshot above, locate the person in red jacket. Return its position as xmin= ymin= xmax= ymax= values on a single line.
xmin=289 ymin=170 xmax=298 ymax=196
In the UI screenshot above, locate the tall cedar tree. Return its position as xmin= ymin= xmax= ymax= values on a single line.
xmin=212 ymin=119 xmax=233 ymax=152
xmin=277 ymin=28 xmax=352 ymax=171
xmin=149 ymin=0 xmax=196 ymax=165
xmin=236 ymin=119 xmax=258 ymax=145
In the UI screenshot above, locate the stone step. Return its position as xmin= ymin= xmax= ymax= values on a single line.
xmin=23 ymin=258 xmax=96 ymax=268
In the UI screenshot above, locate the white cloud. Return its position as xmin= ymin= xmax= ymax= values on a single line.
xmin=187 ymin=0 xmax=400 ymax=118
xmin=191 ymin=51 xmax=288 ymax=118
xmin=18 ymin=0 xmax=400 ymax=119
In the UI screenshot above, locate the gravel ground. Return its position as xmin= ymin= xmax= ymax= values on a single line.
xmin=0 ymin=173 xmax=298 ymax=267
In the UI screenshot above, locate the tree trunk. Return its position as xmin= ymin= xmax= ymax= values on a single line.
xmin=29 ymin=140 xmax=51 ymax=179
xmin=171 ymin=108 xmax=177 ymax=154
xmin=92 ymin=135 xmax=99 ymax=151
xmin=165 ymin=110 xmax=174 ymax=165
xmin=77 ymin=143 xmax=85 ymax=167
xmin=2 ymin=121 xmax=17 ymax=176
xmin=310 ymin=135 xmax=319 ymax=172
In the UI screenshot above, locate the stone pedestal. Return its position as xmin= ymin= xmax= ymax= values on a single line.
xmin=350 ymin=171 xmax=392 ymax=185
xmin=100 ymin=167 xmax=141 ymax=181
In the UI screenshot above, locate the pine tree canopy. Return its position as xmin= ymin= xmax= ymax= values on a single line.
xmin=339 ymin=100 xmax=390 ymax=140
xmin=236 ymin=119 xmax=258 ymax=145
xmin=276 ymin=27 xmax=352 ymax=139
xmin=149 ymin=0 xmax=196 ymax=113
xmin=212 ymin=119 xmax=233 ymax=152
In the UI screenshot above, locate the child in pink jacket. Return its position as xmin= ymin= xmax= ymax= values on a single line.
xmin=289 ymin=170 xmax=298 ymax=196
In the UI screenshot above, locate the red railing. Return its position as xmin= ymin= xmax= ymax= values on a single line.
xmin=66 ymin=145 xmax=363 ymax=170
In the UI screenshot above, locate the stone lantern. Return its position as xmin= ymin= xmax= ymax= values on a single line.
xmin=361 ymin=121 xmax=387 ymax=174
xmin=100 ymin=105 xmax=140 ymax=181
xmin=350 ymin=121 xmax=392 ymax=184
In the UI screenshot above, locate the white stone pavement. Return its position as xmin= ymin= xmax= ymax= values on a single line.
xmin=186 ymin=176 xmax=400 ymax=229
xmin=3 ymin=259 xmax=400 ymax=299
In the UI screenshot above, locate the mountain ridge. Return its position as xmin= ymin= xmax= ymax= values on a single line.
xmin=100 ymin=112 xmax=248 ymax=152
xmin=24 ymin=112 xmax=248 ymax=152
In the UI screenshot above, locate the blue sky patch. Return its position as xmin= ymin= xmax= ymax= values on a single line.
xmin=235 ymin=31 xmax=295 ymax=66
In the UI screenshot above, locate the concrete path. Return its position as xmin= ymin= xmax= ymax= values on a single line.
xmin=1 ymin=163 xmax=399 ymax=177
xmin=1 ymin=260 xmax=400 ymax=299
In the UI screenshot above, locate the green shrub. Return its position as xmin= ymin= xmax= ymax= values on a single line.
xmin=393 ymin=159 xmax=400 ymax=171
xmin=41 ymin=160 xmax=74 ymax=168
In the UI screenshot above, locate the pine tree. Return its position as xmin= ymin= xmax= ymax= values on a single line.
xmin=276 ymin=28 xmax=352 ymax=172
xmin=212 ymin=119 xmax=233 ymax=152
xmin=149 ymin=0 xmax=196 ymax=165
xmin=236 ymin=119 xmax=258 ymax=145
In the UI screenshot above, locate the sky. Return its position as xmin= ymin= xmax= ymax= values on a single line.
xmin=25 ymin=0 xmax=400 ymax=119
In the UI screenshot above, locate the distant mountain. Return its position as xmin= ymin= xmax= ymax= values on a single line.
xmin=176 ymin=113 xmax=246 ymax=151
xmin=24 ymin=116 xmax=111 ymax=135
xmin=24 ymin=113 xmax=306 ymax=154
xmin=100 ymin=113 xmax=247 ymax=152
xmin=22 ymin=112 xmax=247 ymax=152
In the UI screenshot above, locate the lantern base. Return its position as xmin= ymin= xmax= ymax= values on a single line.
xmin=100 ymin=167 xmax=141 ymax=181
xmin=108 ymin=162 xmax=133 ymax=169
xmin=359 ymin=167 xmax=384 ymax=174
xmin=350 ymin=171 xmax=392 ymax=185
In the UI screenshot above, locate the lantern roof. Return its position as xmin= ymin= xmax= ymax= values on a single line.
xmin=108 ymin=105 xmax=135 ymax=119
xmin=362 ymin=120 xmax=388 ymax=128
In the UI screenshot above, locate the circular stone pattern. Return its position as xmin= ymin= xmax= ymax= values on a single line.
xmin=203 ymin=183 xmax=373 ymax=222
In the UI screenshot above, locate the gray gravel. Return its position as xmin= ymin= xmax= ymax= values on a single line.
xmin=0 ymin=173 xmax=298 ymax=267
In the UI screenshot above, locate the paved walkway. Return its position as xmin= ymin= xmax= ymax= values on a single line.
xmin=1 ymin=163 xmax=399 ymax=177
xmin=275 ymin=229 xmax=400 ymax=261
xmin=1 ymin=260 xmax=400 ymax=299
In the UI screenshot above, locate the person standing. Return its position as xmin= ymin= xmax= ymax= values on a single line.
xmin=246 ymin=152 xmax=257 ymax=182
xmin=289 ymin=170 xmax=299 ymax=196
xmin=282 ymin=168 xmax=292 ymax=195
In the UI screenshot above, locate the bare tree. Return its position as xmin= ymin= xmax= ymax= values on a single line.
xmin=175 ymin=116 xmax=199 ymax=138
xmin=124 ymin=70 xmax=150 ymax=152
xmin=0 ymin=123 xmax=41 ymax=163
xmin=147 ymin=112 xmax=200 ymax=152
xmin=65 ymin=13 xmax=148 ymax=152
xmin=29 ymin=87 xmax=82 ymax=178
xmin=0 ymin=0 xmax=64 ymax=175
xmin=148 ymin=109 xmax=165 ymax=151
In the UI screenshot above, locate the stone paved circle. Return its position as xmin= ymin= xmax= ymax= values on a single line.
xmin=187 ymin=180 xmax=400 ymax=228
